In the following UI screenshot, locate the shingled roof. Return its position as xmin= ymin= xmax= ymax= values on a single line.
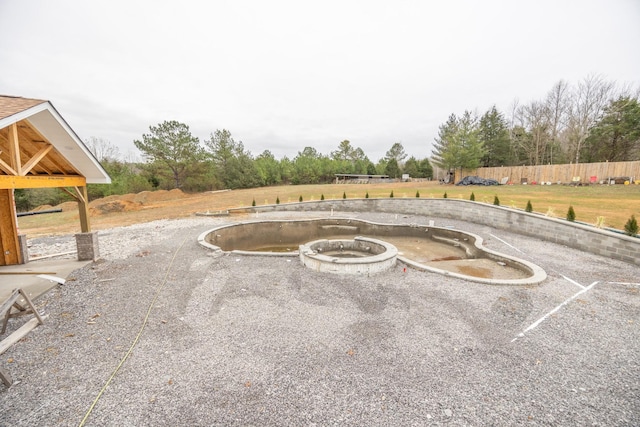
xmin=0 ymin=96 xmax=47 ymax=120
xmin=0 ymin=95 xmax=110 ymax=184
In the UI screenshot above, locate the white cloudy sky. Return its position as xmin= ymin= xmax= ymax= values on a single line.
xmin=1 ymin=0 xmax=639 ymax=162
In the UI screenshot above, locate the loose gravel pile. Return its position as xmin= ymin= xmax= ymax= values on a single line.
xmin=1 ymin=211 xmax=639 ymax=426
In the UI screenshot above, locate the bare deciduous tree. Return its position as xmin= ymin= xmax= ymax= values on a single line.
xmin=544 ymin=80 xmax=570 ymax=164
xmin=564 ymin=75 xmax=615 ymax=163
xmin=516 ymin=101 xmax=550 ymax=165
xmin=84 ymin=136 xmax=121 ymax=162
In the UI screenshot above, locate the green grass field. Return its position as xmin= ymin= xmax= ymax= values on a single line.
xmin=243 ymin=182 xmax=639 ymax=230
xmin=18 ymin=181 xmax=640 ymax=236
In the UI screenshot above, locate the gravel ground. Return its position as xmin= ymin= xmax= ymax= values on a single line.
xmin=1 ymin=210 xmax=639 ymax=426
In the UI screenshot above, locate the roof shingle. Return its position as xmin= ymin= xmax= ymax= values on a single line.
xmin=0 ymin=95 xmax=47 ymax=121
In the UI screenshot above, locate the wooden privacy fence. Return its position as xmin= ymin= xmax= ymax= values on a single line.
xmin=461 ymin=161 xmax=640 ymax=184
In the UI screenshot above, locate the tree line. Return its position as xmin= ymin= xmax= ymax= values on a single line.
xmin=128 ymin=124 xmax=433 ymax=193
xmin=432 ymin=75 xmax=640 ymax=172
xmin=14 ymin=129 xmax=430 ymax=212
xmin=15 ymin=75 xmax=638 ymax=211
xmin=15 ymin=129 xmax=433 ymax=211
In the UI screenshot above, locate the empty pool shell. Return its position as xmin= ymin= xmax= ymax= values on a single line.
xmin=197 ymin=218 xmax=547 ymax=285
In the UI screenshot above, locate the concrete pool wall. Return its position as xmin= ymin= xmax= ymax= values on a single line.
xmin=229 ymin=198 xmax=640 ymax=266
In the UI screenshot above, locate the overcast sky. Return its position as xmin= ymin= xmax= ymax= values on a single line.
xmin=1 ymin=0 xmax=639 ymax=162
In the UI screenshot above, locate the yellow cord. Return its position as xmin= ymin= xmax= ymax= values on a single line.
xmin=78 ymin=235 xmax=189 ymax=427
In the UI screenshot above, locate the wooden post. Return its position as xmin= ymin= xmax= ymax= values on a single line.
xmin=76 ymin=186 xmax=91 ymax=232
xmin=0 ymin=189 xmax=21 ymax=266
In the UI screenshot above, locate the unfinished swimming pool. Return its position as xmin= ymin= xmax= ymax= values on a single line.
xmin=197 ymin=218 xmax=546 ymax=285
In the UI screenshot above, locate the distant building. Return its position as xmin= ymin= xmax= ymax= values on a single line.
xmin=334 ymin=174 xmax=390 ymax=184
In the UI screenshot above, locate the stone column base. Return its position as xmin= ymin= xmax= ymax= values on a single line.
xmin=75 ymin=232 xmax=99 ymax=261
xmin=18 ymin=234 xmax=29 ymax=264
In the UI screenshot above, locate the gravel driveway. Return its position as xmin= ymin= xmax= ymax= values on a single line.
xmin=1 ymin=211 xmax=639 ymax=426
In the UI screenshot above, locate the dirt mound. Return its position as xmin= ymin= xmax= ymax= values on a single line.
xmin=31 ymin=189 xmax=192 ymax=217
xmin=90 ymin=200 xmax=142 ymax=215
xmin=31 ymin=203 xmax=74 ymax=212
xmin=33 ymin=204 xmax=54 ymax=211
xmin=130 ymin=189 xmax=187 ymax=204
xmin=88 ymin=189 xmax=188 ymax=208
xmin=58 ymin=201 xmax=79 ymax=212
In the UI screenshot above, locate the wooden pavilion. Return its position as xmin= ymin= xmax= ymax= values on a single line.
xmin=0 ymin=95 xmax=110 ymax=266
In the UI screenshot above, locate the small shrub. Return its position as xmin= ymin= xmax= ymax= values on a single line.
xmin=493 ymin=195 xmax=500 ymax=206
xmin=525 ymin=200 xmax=532 ymax=213
xmin=276 ymin=196 xmax=280 ymax=204
xmin=390 ymin=190 xmax=394 ymax=198
xmin=365 ymin=192 xmax=369 ymax=199
xmin=624 ymin=215 xmax=638 ymax=236
xmin=299 ymin=195 xmax=303 ymax=202
xmin=343 ymin=191 xmax=347 ymax=199
xmin=566 ymin=205 xmax=576 ymax=222
xmin=443 ymin=192 xmax=448 ymax=199
xmin=252 ymin=198 xmax=256 ymax=207
xmin=470 ymin=192 xmax=475 ymax=201
xmin=320 ymin=194 xmax=325 ymax=200
xmin=416 ymin=190 xmax=420 ymax=198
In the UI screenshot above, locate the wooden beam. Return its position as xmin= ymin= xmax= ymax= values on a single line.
xmin=1 ymin=289 xmax=45 ymax=336
xmin=0 ymin=158 xmax=18 ymax=176
xmin=45 ymin=154 xmax=81 ymax=176
xmin=0 ymin=175 xmax=86 ymax=189
xmin=22 ymin=119 xmax=51 ymax=145
xmin=0 ymin=290 xmax=21 ymax=320
xmin=28 ymin=160 xmax=54 ymax=175
xmin=20 ymin=144 xmax=53 ymax=176
xmin=74 ymin=186 xmax=87 ymax=204
xmin=7 ymin=124 xmax=21 ymax=175
xmin=0 ymin=317 xmax=45 ymax=355
xmin=0 ymin=366 xmax=12 ymax=387
xmin=60 ymin=187 xmax=79 ymax=201
xmin=77 ymin=185 xmax=91 ymax=232
xmin=0 ymin=271 xmax=57 ymax=275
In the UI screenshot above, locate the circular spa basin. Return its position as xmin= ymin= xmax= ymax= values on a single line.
xmin=299 ymin=237 xmax=398 ymax=275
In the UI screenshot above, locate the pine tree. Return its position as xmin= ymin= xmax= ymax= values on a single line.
xmin=384 ymin=158 xmax=401 ymax=179
xmin=276 ymin=196 xmax=280 ymax=204
xmin=320 ymin=194 xmax=325 ymax=200
xmin=365 ymin=192 xmax=369 ymax=199
xmin=525 ymin=200 xmax=533 ymax=213
xmin=432 ymin=114 xmax=460 ymax=172
xmin=390 ymin=190 xmax=394 ymax=198
xmin=252 ymin=198 xmax=256 ymax=207
xmin=415 ymin=190 xmax=420 ymax=198
xmin=566 ymin=205 xmax=576 ymax=222
xmin=584 ymin=97 xmax=640 ymax=162
xmin=432 ymin=111 xmax=485 ymax=173
xmin=443 ymin=192 xmax=448 ymax=198
xmin=479 ymin=106 xmax=511 ymax=167
xmin=624 ymin=215 xmax=638 ymax=236
xmin=343 ymin=191 xmax=347 ymax=199
xmin=299 ymin=195 xmax=303 ymax=202
xmin=493 ymin=195 xmax=500 ymax=206
xmin=470 ymin=192 xmax=475 ymax=201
